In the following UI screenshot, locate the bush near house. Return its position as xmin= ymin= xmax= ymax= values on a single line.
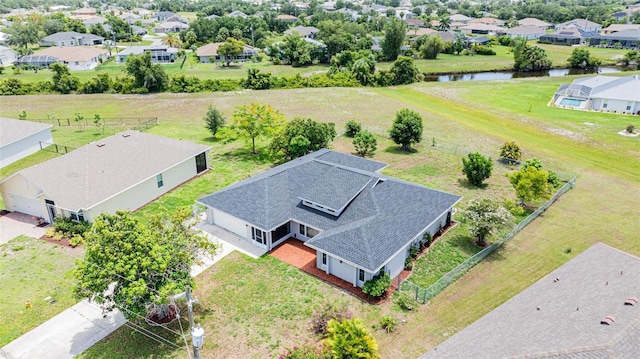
xmin=362 ymin=272 xmax=392 ymax=298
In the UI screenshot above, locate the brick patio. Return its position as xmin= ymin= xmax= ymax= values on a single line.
xmin=270 ymin=239 xmax=403 ymax=304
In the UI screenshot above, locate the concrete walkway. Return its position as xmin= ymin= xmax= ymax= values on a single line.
xmin=0 ymin=221 xmax=241 ymax=359
xmin=0 ymin=212 xmax=48 ymax=245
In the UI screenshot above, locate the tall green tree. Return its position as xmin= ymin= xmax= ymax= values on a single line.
xmin=233 ymin=102 xmax=285 ymax=154
xmin=74 ymin=209 xmax=219 ymax=321
xmin=464 ymin=198 xmax=513 ymax=247
xmin=5 ymin=20 xmax=42 ymax=49
xmin=513 ymin=38 xmax=551 ymax=72
xmin=390 ymin=56 xmax=421 ymax=85
xmin=389 ymin=108 xmax=423 ymax=151
xmin=204 ymin=105 xmax=225 ymax=138
xmin=325 ymin=318 xmax=380 ymax=359
xmin=124 ymin=52 xmax=169 ymax=93
xmin=462 ymin=152 xmax=493 ymax=187
xmin=507 ymin=166 xmax=551 ymax=206
xmin=281 ymin=33 xmax=313 ymax=67
xmin=217 ymin=37 xmax=246 ymax=66
xmin=381 ymin=17 xmax=406 ymax=61
xmin=50 ymin=63 xmax=79 ymax=94
xmin=420 ymin=35 xmax=445 ymax=60
xmin=437 ymin=15 xmax=451 ymax=31
xmin=269 ymin=117 xmax=336 ymax=161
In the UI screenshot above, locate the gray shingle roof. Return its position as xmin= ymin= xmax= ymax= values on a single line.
xmin=420 ymin=243 xmax=640 ymax=359
xmin=13 ymin=131 xmax=210 ymax=212
xmin=0 ymin=117 xmax=51 ymax=147
xmin=197 ymin=149 xmax=461 ymax=272
xmin=41 ymin=31 xmax=104 ymax=43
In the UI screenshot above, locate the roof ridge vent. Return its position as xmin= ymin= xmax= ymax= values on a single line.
xmin=601 ymin=315 xmax=616 ymax=325
xmin=624 ymin=297 xmax=638 ymax=306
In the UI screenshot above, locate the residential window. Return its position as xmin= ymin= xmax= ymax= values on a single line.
xmin=306 ymin=227 xmax=320 ymax=238
xmin=603 ymin=100 xmax=608 ymax=109
xmin=322 ymin=253 xmax=327 ymax=265
xmin=156 ymin=174 xmax=164 ymax=188
xmin=359 ymin=269 xmax=365 ymax=281
xmin=252 ymin=227 xmax=264 ymax=244
xmin=626 ymin=103 xmax=632 ymax=111
xmin=300 ymin=224 xmax=306 ymax=236
xmin=70 ymin=212 xmax=85 ymax=222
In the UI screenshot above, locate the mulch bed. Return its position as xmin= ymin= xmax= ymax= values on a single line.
xmin=39 ymin=234 xmax=75 ymax=248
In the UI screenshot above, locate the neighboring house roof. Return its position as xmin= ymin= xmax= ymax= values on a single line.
xmin=0 ymin=117 xmax=52 ymax=148
xmin=601 ymin=24 xmax=640 ymax=33
xmin=543 ymin=28 xmax=598 ymax=39
xmin=197 ymin=149 xmax=460 ymax=272
xmin=284 ymin=26 xmax=320 ymax=37
xmin=0 ymin=45 xmax=18 ymax=65
xmin=83 ymin=16 xmax=106 ymax=25
xmin=206 ymin=14 xmax=220 ymax=20
xmin=407 ymin=28 xmax=437 ymax=37
xmin=35 ymin=46 xmax=108 ymax=62
xmin=195 ymin=42 xmax=258 ymax=57
xmin=450 ymin=14 xmax=472 ymax=22
xmin=276 ymin=14 xmax=298 ymax=21
xmin=117 ymin=45 xmax=178 ymax=57
xmin=6 ymin=131 xmax=210 ymax=212
xmin=501 ymin=25 xmax=546 ymax=36
xmin=469 ymin=17 xmax=505 ymax=26
xmin=155 ymin=21 xmax=189 ymax=31
xmin=461 ymin=23 xmax=503 ymax=32
xmin=517 ymin=17 xmax=552 ymax=28
xmin=152 ymin=11 xmax=177 ymax=19
xmin=592 ymin=29 xmax=640 ymax=42
xmin=228 ymin=10 xmax=248 ymax=18
xmin=41 ymin=31 xmax=104 ymax=44
xmin=420 ymin=243 xmax=640 ymax=359
xmin=557 ymin=18 xmax=602 ymax=30
xmin=405 ymin=18 xmax=425 ymax=27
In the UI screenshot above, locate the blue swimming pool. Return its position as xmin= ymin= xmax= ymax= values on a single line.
xmin=559 ymin=98 xmax=586 ymax=107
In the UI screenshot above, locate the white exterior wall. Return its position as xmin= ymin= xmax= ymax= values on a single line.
xmin=0 ymin=174 xmax=48 ymax=218
xmin=86 ymin=157 xmax=198 ymax=221
xmin=66 ymin=58 xmax=102 ymax=71
xmin=591 ymin=98 xmax=640 ymax=114
xmin=328 ymin=256 xmax=358 ymax=286
xmin=386 ymin=248 xmax=407 ymax=280
xmin=0 ymin=128 xmax=53 ymax=168
xmin=211 ymin=208 xmax=248 ymax=238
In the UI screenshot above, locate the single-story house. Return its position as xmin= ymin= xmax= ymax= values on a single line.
xmin=406 ymin=27 xmax=437 ymax=37
xmin=0 ymin=118 xmax=53 ymax=168
xmin=539 ymin=28 xmax=598 ymax=45
xmin=553 ymin=74 xmax=640 ymax=114
xmin=197 ymin=149 xmax=461 ymax=288
xmin=14 ymin=55 xmax=58 ymax=68
xmin=40 ymin=31 xmax=104 ymax=47
xmin=196 ymin=42 xmax=259 ymax=63
xmin=405 ymin=18 xmax=425 ymax=28
xmin=0 ymin=131 xmax=211 ymax=223
xmin=227 ymin=10 xmax=248 ymax=18
xmin=0 ymin=45 xmax=18 ymax=66
xmin=284 ymin=26 xmax=320 ymax=39
xmin=461 ymin=23 xmax=503 ymax=35
xmin=556 ymin=18 xmax=602 ymax=32
xmin=119 ymin=12 xmax=141 ymax=24
xmin=589 ymin=29 xmax=640 ymax=49
xmin=498 ymin=25 xmax=546 ymax=40
xmin=601 ymin=24 xmax=640 ymax=34
xmin=336 ymin=8 xmax=360 ymax=21
xmin=151 ymin=11 xmax=178 ymax=22
xmin=468 ymin=17 xmax=506 ymax=27
xmin=467 ymin=36 xmax=491 ymax=45
xmin=116 ymin=45 xmax=178 ymax=63
xmin=206 ymin=14 xmax=220 ymax=20
xmin=517 ymin=17 xmax=553 ymax=30
xmin=450 ymin=14 xmax=472 ymax=24
xmin=276 ymin=14 xmax=298 ymax=23
xmin=154 ymin=21 xmax=189 ymax=34
xmin=420 ymin=243 xmax=640 ymax=359
xmin=73 ymin=7 xmax=96 ymax=16
xmin=82 ymin=16 xmax=106 ymax=27
xmin=29 ymin=46 xmax=109 ymax=71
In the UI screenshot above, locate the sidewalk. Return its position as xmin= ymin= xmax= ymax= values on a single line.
xmin=0 ymin=224 xmax=243 ymax=359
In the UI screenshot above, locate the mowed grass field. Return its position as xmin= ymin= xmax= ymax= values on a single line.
xmin=1 ymin=74 xmax=639 ymax=358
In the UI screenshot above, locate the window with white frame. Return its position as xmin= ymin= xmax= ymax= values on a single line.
xmin=306 ymin=227 xmax=320 ymax=238
xmin=70 ymin=212 xmax=85 ymax=222
xmin=322 ymin=253 xmax=327 ymax=265
xmin=359 ymin=269 xmax=365 ymax=281
xmin=252 ymin=227 xmax=265 ymax=244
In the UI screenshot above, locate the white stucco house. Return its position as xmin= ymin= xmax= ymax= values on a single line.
xmin=0 ymin=45 xmax=19 ymax=66
xmin=27 ymin=46 xmax=109 ymax=71
xmin=553 ymin=75 xmax=640 ymax=114
xmin=0 ymin=131 xmax=211 ymax=223
xmin=0 ymin=118 xmax=53 ymax=168
xmin=197 ymin=149 xmax=461 ymax=288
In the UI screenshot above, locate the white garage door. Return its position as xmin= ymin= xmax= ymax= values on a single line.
xmin=7 ymin=193 xmax=44 ymax=218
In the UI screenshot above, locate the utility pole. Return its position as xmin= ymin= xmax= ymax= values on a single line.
xmin=186 ymin=286 xmax=204 ymax=359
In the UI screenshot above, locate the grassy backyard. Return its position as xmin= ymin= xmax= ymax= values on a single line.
xmin=1 ymin=74 xmax=639 ymax=357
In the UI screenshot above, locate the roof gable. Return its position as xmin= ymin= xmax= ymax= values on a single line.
xmin=0 ymin=117 xmax=52 ymax=147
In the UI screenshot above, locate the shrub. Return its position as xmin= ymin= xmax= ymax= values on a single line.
xmin=409 ymin=245 xmax=420 ymax=259
xmin=345 ymin=120 xmax=362 ymax=137
xmin=362 ymin=272 xmax=391 ymax=298
xmin=627 ymin=124 xmax=636 ymax=134
xmin=499 ymin=141 xmax=522 ymax=163
xmin=503 ymin=198 xmax=525 ymax=216
xmin=473 ymin=45 xmax=496 ymax=55
xmin=462 ymin=152 xmax=493 ymax=187
xmin=310 ymin=302 xmax=352 ymax=337
xmin=394 ymin=292 xmax=418 ymax=311
xmin=404 ymin=257 xmax=413 ymax=270
xmin=379 ymin=315 xmax=398 ymax=333
xmin=53 ymin=217 xmax=91 ymax=237
xmin=45 ymin=227 xmax=56 ymax=238
xmin=421 ymin=232 xmax=433 ymax=248
xmin=353 ymin=130 xmax=377 ymax=157
xmin=168 ymin=74 xmax=202 ymax=93
xmin=70 ymin=234 xmax=84 ymax=247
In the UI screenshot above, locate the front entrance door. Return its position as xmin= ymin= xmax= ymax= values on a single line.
xmin=45 ymin=199 xmax=56 ymax=223
xmin=195 ymin=153 xmax=207 ymax=174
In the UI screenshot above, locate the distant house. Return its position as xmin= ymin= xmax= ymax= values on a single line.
xmin=539 ymin=28 xmax=598 ymax=45
xmin=40 ymin=32 xmax=104 ymax=47
xmin=284 ymin=26 xmax=320 ymax=39
xmin=0 ymin=45 xmax=18 ymax=66
xmin=589 ymin=29 xmax=640 ymax=49
xmin=517 ymin=17 xmax=553 ymax=30
xmin=276 ymin=14 xmax=298 ymax=23
xmin=461 ymin=23 xmax=503 ymax=35
xmin=154 ymin=21 xmax=189 ymax=34
xmin=469 ymin=17 xmax=505 ymax=27
xmin=336 ymin=8 xmax=360 ymax=21
xmin=227 ymin=10 xmax=248 ymax=18
xmin=405 ymin=18 xmax=425 ymax=28
xmin=0 ymin=131 xmax=211 ymax=223
xmin=25 ymin=46 xmax=109 ymax=71
xmin=449 ymin=14 xmax=472 ymax=24
xmin=196 ymin=42 xmax=259 ymax=63
xmin=498 ymin=25 xmax=546 ymax=40
xmin=468 ymin=36 xmax=492 ymax=45
xmin=116 ymin=45 xmax=178 ymax=63
xmin=601 ymin=24 xmax=640 ymax=35
xmin=119 ymin=12 xmax=141 ymax=24
xmin=0 ymin=118 xmax=53 ymax=169
xmin=82 ymin=16 xmax=106 ymax=27
xmin=406 ymin=27 xmax=437 ymax=37
xmin=553 ymin=74 xmax=640 ymax=114
xmin=197 ymin=149 xmax=461 ymax=289
xmin=557 ymin=18 xmax=602 ymax=32
xmin=74 ymin=7 xmax=97 ymax=16
xmin=151 ymin=11 xmax=177 ymax=22
xmin=14 ymin=55 xmax=58 ymax=68
xmin=420 ymin=243 xmax=640 ymax=359
xmin=206 ymin=14 xmax=220 ymax=20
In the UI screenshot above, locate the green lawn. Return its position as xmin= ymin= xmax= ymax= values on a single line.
xmin=0 ymin=236 xmax=82 ymax=346
xmin=1 ymin=75 xmax=639 ymax=358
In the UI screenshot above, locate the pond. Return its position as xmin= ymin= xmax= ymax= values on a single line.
xmin=424 ymin=67 xmax=623 ymax=82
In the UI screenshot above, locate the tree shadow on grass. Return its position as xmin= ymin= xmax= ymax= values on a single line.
xmin=456 ymin=178 xmax=490 ymax=191
xmin=216 ymin=147 xmax=273 ymax=166
xmin=383 ymin=145 xmax=419 ymax=155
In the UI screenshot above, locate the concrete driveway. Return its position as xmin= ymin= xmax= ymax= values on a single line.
xmin=0 ymin=212 xmax=48 ymax=245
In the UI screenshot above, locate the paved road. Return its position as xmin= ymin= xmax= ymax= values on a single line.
xmin=0 ymin=223 xmax=246 ymax=359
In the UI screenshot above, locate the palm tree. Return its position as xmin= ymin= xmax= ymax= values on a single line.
xmin=162 ymin=33 xmax=182 ymax=48
xmin=437 ymin=15 xmax=451 ymax=31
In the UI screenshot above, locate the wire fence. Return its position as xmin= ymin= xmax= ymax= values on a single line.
xmin=26 ymin=116 xmax=158 ymax=128
xmin=40 ymin=141 xmax=74 ymax=154
xmin=398 ymin=175 xmax=576 ymax=304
